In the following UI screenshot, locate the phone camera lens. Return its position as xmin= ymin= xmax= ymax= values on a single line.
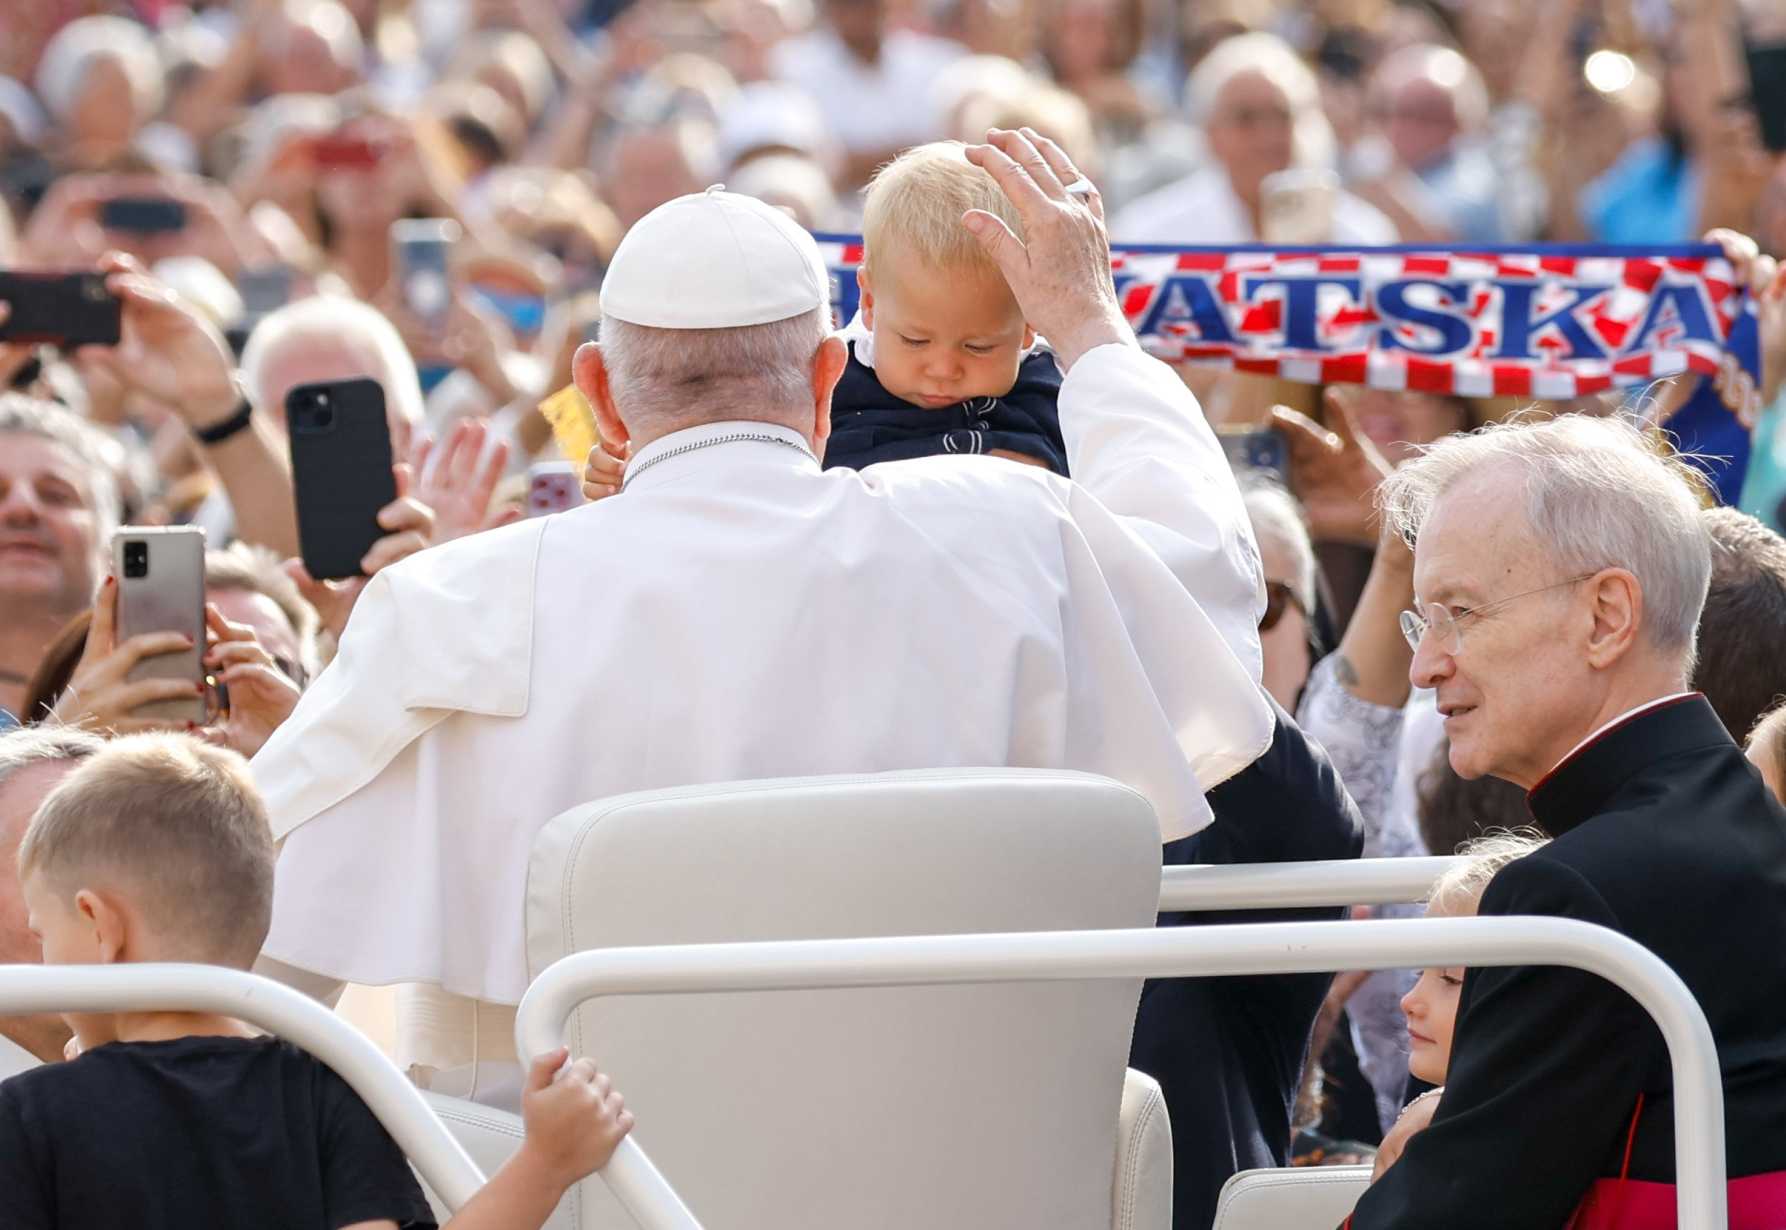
xmin=122 ymin=541 xmax=149 ymax=579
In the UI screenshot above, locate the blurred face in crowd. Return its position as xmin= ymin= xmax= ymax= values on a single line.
xmin=606 ymin=127 xmax=709 ymax=230
xmin=858 ymin=256 xmax=1034 ymax=407
xmin=0 ymin=434 xmax=105 ymax=617
xmin=1045 ymin=0 xmax=1115 ymax=82
xmin=1383 ymin=75 xmax=1459 ymax=172
xmin=252 ymin=337 xmax=416 ymax=458
xmin=1345 ymin=388 xmax=1469 ymax=466
xmin=67 ymin=57 xmax=140 ymax=150
xmin=825 ymin=0 xmax=887 ymax=63
xmin=1207 ymin=70 xmax=1296 ymax=204
xmin=1256 ymin=534 xmax=1311 ymax=711
xmin=0 ymin=758 xmax=80 ymax=1061
xmin=1409 ymin=470 xmax=1593 ymax=787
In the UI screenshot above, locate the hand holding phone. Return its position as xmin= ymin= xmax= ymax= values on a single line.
xmin=41 ymin=528 xmax=210 ymax=731
xmin=100 ymin=196 xmax=188 ymax=235
xmin=0 ymin=272 xmax=122 ymax=347
xmin=287 ymin=378 xmax=400 ymax=579
xmin=1218 ymin=425 xmax=1291 ymax=485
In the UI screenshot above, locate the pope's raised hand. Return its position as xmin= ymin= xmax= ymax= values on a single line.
xmin=961 ymin=128 xmax=1132 ymax=373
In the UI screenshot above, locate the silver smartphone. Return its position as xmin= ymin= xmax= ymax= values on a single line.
xmin=391 ymin=218 xmax=461 ymax=330
xmin=112 ymin=525 xmax=207 ymax=725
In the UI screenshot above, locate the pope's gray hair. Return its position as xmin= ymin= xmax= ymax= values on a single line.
xmin=1379 ymin=413 xmax=1712 ymax=667
xmin=598 ymin=308 xmax=830 ymax=431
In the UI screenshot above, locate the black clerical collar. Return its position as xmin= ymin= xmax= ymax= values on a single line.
xmin=1526 ymin=694 xmax=1730 ymax=836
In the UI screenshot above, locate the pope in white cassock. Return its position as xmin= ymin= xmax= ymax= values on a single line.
xmin=252 ymin=130 xmax=1275 ymax=1103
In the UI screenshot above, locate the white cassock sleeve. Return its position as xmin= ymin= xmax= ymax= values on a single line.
xmin=1057 ymin=343 xmax=1265 ymax=683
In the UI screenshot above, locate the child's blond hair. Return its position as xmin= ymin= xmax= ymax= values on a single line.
xmin=1427 ymin=830 xmax=1549 ymax=917
xmin=861 ymin=141 xmax=1024 ymax=279
xmin=19 ymin=733 xmax=275 ymax=969
xmin=1748 ymin=698 xmax=1786 ymax=776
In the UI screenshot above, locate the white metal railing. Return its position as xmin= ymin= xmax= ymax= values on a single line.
xmin=1158 ymin=856 xmax=1464 ymax=912
xmin=519 ymin=916 xmax=1728 ymax=1230
xmin=0 ymin=964 xmax=487 ymax=1210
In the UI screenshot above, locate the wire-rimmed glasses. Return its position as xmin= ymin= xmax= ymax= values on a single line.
xmin=1399 ymin=574 xmax=1598 ymax=654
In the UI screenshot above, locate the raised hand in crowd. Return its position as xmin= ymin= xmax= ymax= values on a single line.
xmin=49 ymin=577 xmax=202 ymax=734
xmin=1650 ymin=229 xmax=1785 ymax=430
xmin=1269 ymin=388 xmax=1395 ymax=548
xmin=382 ymin=283 xmax=522 ymax=408
xmin=80 ymin=250 xmax=300 ymax=556
xmin=284 ymin=463 xmax=435 ymax=644
xmin=198 ymin=602 xmax=301 ymax=758
xmin=410 ymin=419 xmax=522 ymax=543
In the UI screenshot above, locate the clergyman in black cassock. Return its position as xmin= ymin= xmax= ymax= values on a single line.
xmin=1348 ymin=694 xmax=1786 ymax=1228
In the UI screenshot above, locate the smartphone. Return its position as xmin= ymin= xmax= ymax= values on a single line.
xmin=286 ymin=378 xmax=398 ymax=580
xmin=0 ymin=272 xmax=121 ymax=346
xmin=527 ymin=461 xmax=583 ymax=517
xmin=100 ymin=196 xmax=187 ymax=234
xmin=1749 ymin=45 xmax=1786 ymax=153
xmin=1218 ymin=426 xmax=1291 ymax=486
xmin=1260 ymin=169 xmax=1338 ymax=246
xmin=391 ymin=218 xmax=460 ymax=329
xmin=112 ymin=526 xmax=207 ymax=725
xmin=311 ymin=133 xmax=385 ymax=169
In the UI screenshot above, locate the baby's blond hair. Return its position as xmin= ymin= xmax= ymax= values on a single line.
xmin=861 ymin=141 xmax=1024 ymax=279
xmin=1427 ymin=830 xmax=1549 ymax=917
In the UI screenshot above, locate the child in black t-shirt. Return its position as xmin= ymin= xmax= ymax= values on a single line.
xmin=825 ymin=141 xmax=1068 ymax=476
xmin=0 ymin=733 xmax=633 ymax=1230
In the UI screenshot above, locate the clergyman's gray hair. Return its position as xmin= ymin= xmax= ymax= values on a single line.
xmin=598 ymin=307 xmax=831 ymax=431
xmin=0 ymin=393 xmax=124 ymax=537
xmin=1239 ymin=470 xmax=1316 ymax=615
xmin=0 ymin=726 xmax=105 ymax=800
xmin=1378 ymin=413 xmax=1712 ymax=666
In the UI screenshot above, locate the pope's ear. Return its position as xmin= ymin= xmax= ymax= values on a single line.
xmin=812 ymin=335 xmax=847 ymax=448
xmin=573 ymin=342 xmax=628 ymax=449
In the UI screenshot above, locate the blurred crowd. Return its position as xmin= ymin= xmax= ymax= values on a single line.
xmin=4 ymin=0 xmax=1786 ymax=1225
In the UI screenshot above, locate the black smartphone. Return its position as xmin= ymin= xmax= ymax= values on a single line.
xmin=1749 ymin=45 xmax=1786 ymax=153
xmin=0 ymin=271 xmax=121 ymax=346
xmin=286 ymin=378 xmax=398 ymax=580
xmin=100 ymin=196 xmax=188 ymax=234
xmin=1217 ymin=426 xmax=1291 ymax=486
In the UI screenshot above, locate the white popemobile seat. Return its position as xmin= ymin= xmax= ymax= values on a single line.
xmin=520 ymin=768 xmax=1174 ymax=1230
